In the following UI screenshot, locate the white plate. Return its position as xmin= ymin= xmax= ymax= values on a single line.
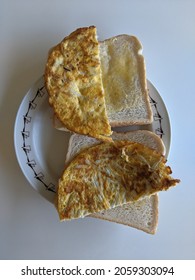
xmin=14 ymin=76 xmax=171 ymax=203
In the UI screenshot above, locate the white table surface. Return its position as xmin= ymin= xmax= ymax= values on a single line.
xmin=1 ymin=0 xmax=195 ymax=260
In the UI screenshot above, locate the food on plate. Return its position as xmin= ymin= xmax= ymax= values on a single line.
xmin=44 ymin=26 xmax=180 ymax=233
xmin=45 ymin=26 xmax=153 ymax=139
xmin=45 ymin=26 xmax=112 ymax=142
xmin=57 ymin=137 xmax=180 ymax=221
xmin=65 ymin=130 xmax=166 ymax=234
xmin=100 ymin=35 xmax=153 ymax=126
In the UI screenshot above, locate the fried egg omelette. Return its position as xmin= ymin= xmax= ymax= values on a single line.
xmin=45 ymin=26 xmax=112 ymax=141
xmin=57 ymin=141 xmax=180 ymax=221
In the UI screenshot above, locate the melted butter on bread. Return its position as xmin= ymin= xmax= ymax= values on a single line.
xmin=45 ymin=26 xmax=112 ymax=141
xmin=100 ymin=36 xmax=147 ymax=114
xmin=57 ymin=141 xmax=180 ymax=221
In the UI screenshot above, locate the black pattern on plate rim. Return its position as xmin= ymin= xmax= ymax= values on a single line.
xmin=21 ymin=85 xmax=56 ymax=193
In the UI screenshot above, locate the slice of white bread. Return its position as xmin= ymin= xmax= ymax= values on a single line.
xmin=53 ymin=34 xmax=153 ymax=131
xmin=65 ymin=130 xmax=165 ymax=234
xmin=100 ymin=35 xmax=153 ymax=126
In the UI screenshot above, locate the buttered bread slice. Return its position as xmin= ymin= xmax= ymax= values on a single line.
xmin=100 ymin=35 xmax=153 ymax=126
xmin=45 ymin=26 xmax=112 ymax=141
